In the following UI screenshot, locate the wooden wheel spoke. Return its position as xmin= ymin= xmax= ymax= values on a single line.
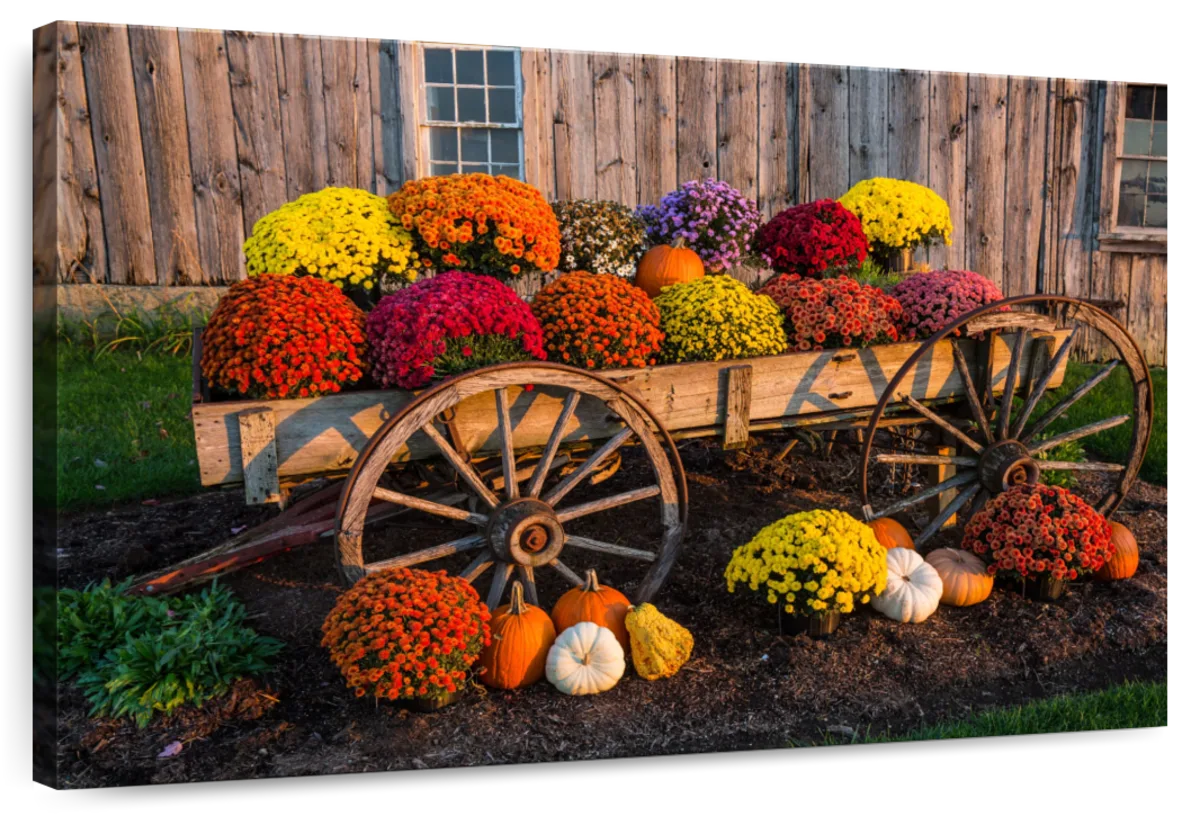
xmin=565 ymin=535 xmax=658 ymax=563
xmin=542 ymin=426 xmax=634 ymax=507
xmin=549 ymin=558 xmax=585 ymax=586
xmin=1027 ymin=415 xmax=1130 ymax=455
xmin=421 ymin=422 xmax=500 ymax=508
xmin=556 ymin=485 xmax=661 ymax=523
xmin=997 ymin=328 xmax=1027 ymax=440
xmin=366 ymin=534 xmax=484 ymax=572
xmin=527 ymin=391 xmax=582 ymax=499
xmin=898 ymin=393 xmax=983 ymax=453
xmin=1037 ymin=460 xmax=1126 ymax=472
xmin=460 ymin=551 xmax=493 ymax=583
xmin=494 ymin=389 xmax=519 ymax=501
xmin=1019 ymin=359 xmax=1120 ymax=443
xmin=914 ymin=484 xmax=980 ymax=548
xmin=486 ymin=563 xmax=514 ymax=609
xmin=518 ymin=565 xmax=538 ymax=606
xmin=1010 ymin=325 xmax=1081 ymax=439
xmin=865 ymin=470 xmax=979 ymax=521
xmin=875 ymin=453 xmax=979 ymax=467
xmin=372 ymin=487 xmax=490 ymax=525
xmin=951 ymin=340 xmax=994 ymax=444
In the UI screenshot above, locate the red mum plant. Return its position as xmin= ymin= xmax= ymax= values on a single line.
xmin=892 ymin=269 xmax=1006 ymax=339
xmin=758 ymin=274 xmax=903 ymax=351
xmin=753 ymin=199 xmax=869 ymax=278
xmin=960 ymin=485 xmax=1115 ymax=581
xmin=532 ymin=271 xmax=664 ymax=370
xmin=367 ymin=270 xmax=546 ymax=389
xmin=320 ymin=568 xmax=491 ymax=704
xmin=200 ymin=275 xmax=366 ymax=400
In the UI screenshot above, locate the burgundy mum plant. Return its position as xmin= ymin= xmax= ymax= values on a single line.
xmin=892 ymin=269 xmax=1006 ymax=339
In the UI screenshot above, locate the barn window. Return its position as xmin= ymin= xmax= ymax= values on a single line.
xmin=1114 ymin=84 xmax=1166 ymax=230
xmin=420 ymin=46 xmax=523 ymax=179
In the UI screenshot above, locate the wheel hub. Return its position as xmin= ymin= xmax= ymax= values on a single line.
xmin=978 ymin=440 xmax=1041 ymax=494
xmin=486 ymin=498 xmax=564 ymax=567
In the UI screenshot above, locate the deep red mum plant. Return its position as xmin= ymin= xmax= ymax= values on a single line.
xmin=758 ymin=274 xmax=903 ymax=351
xmin=367 ymin=270 xmax=546 ymax=389
xmin=960 ymin=485 xmax=1114 ymax=581
xmin=753 ymin=199 xmax=869 ymax=277
xmin=201 ymin=275 xmax=366 ymax=400
xmin=892 ymin=269 xmax=1006 ymax=339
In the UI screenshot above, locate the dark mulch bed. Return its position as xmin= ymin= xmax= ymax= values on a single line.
xmin=49 ymin=436 xmax=1168 ymax=788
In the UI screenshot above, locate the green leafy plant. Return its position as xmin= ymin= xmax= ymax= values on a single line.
xmin=56 ymin=578 xmax=166 ymax=681
xmin=56 ymin=291 xmax=208 ymax=360
xmin=825 ymin=257 xmax=903 ymax=291
xmin=1034 ymin=437 xmax=1086 ymax=488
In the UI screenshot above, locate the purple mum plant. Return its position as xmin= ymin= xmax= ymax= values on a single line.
xmin=638 ymin=178 xmax=761 ymax=273
xmin=892 ymin=269 xmax=1006 ymax=339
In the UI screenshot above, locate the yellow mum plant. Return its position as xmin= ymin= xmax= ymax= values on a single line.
xmin=838 ymin=178 xmax=953 ymax=254
xmin=724 ymin=509 xmax=888 ymax=615
xmin=244 ymin=187 xmax=418 ymax=292
xmin=654 ymin=275 xmax=787 ymax=363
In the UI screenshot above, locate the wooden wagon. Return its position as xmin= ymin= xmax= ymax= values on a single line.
xmin=141 ymin=296 xmax=1152 ymax=608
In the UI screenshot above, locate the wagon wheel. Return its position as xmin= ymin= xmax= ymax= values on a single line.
xmin=335 ymin=362 xmax=688 ymax=608
xmin=859 ymin=295 xmax=1153 ymax=548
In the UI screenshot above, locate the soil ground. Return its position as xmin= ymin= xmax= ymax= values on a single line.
xmin=50 ymin=436 xmax=1168 ymax=788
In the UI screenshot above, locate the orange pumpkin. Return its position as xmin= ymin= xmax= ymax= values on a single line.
xmin=478 ymin=582 xmax=557 ymax=689
xmin=1095 ymin=521 xmax=1138 ymax=581
xmin=635 ymin=237 xmax=704 ymax=298
xmin=869 ymin=518 xmax=914 ymax=550
xmin=926 ymin=548 xmax=994 ymax=607
xmin=551 ymin=569 xmax=631 ymax=651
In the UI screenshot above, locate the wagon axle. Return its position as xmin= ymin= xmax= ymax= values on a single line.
xmin=486 ymin=498 xmax=565 ymax=567
xmin=978 ymin=440 xmax=1041 ymax=494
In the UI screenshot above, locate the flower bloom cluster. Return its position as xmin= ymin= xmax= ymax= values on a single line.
xmin=638 ymin=179 xmax=761 ymax=273
xmin=891 ymin=269 xmax=1006 ymax=339
xmin=725 ymin=509 xmax=888 ymax=615
xmin=654 ymin=275 xmax=787 ymax=363
xmin=387 ymin=173 xmax=560 ymax=277
xmin=244 ymin=188 xmax=418 ymax=292
xmin=366 ymin=271 xmax=546 ymax=389
xmin=753 ymin=199 xmax=870 ymax=277
xmin=532 ymin=271 xmax=664 ymax=369
xmin=960 ymin=485 xmax=1114 ymax=581
xmin=320 ymin=568 xmax=491 ymax=703
xmin=759 ymin=274 xmax=903 ymax=351
xmin=552 ymin=199 xmax=647 ymax=278
xmin=838 ymin=178 xmax=953 ymax=252
xmin=201 ymin=276 xmax=366 ymax=399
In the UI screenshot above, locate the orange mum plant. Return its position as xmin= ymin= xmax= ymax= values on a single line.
xmin=531 ymin=271 xmax=664 ymax=370
xmin=387 ymin=173 xmax=561 ymax=277
xmin=320 ymin=568 xmax=491 ymax=704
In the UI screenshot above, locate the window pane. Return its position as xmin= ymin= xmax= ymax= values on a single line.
xmin=1148 ymin=161 xmax=1167 ymax=195
xmin=1145 ymin=195 xmax=1167 ymax=229
xmin=462 ymin=163 xmax=488 ymax=175
xmin=489 ymin=88 xmax=517 ymax=124
xmin=1154 ymin=86 xmax=1167 ymax=121
xmin=487 ymin=50 xmax=516 ymax=86
xmin=1151 ymin=122 xmax=1167 ymax=157
xmin=430 ymin=128 xmax=458 ymax=161
xmin=424 ymin=49 xmax=454 ymax=83
xmin=1122 ymin=120 xmax=1151 ymax=155
xmin=1126 ymin=85 xmax=1154 ymax=119
xmin=457 ymin=87 xmax=486 ymax=122
xmin=430 ymin=162 xmax=459 ymax=177
xmin=1117 ymin=193 xmax=1145 ymax=227
xmin=462 ymin=128 xmax=489 ymax=162
xmin=427 ymin=86 xmax=455 ymax=121
xmin=491 ymin=129 xmax=520 ymax=163
xmin=492 ymin=164 xmax=521 ymax=179
xmin=456 ymin=50 xmax=484 ymax=85
xmin=1119 ymin=160 xmax=1147 ymax=194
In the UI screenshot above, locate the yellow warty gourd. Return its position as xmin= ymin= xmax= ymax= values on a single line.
xmin=625 ymin=603 xmax=693 ymax=681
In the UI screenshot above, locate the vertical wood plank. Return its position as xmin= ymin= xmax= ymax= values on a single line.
xmin=848 ymin=66 xmax=888 ymax=186
xmin=178 ymin=28 xmax=245 ymax=282
xmin=966 ymin=73 xmax=1008 ymax=283
xmin=1003 ymin=77 xmax=1048 ymax=297
xmin=1043 ymin=79 xmax=1093 ymax=298
xmin=1127 ymin=254 xmax=1166 ymax=366
xmin=78 ymin=22 xmax=157 ymax=284
xmin=791 ymin=63 xmax=810 ymax=205
xmin=227 ymin=30 xmax=288 ymax=235
xmin=552 ymin=50 xmax=596 ymax=200
xmin=521 ymin=48 xmax=555 ymax=200
xmin=33 ymin=24 xmax=58 ymax=283
xmin=395 ymin=41 xmax=421 ymax=184
xmin=354 ymin=39 xmax=375 ymax=190
xmin=928 ymin=70 xmax=968 ymax=270
xmin=593 ymin=53 xmax=637 ymax=205
xmin=374 ymin=40 xmax=405 ymax=195
xmin=722 ymin=365 xmax=753 ymax=450
xmin=716 ymin=59 xmax=758 ymax=201
xmin=675 ymin=57 xmax=718 ymax=183
xmin=128 ymin=25 xmax=203 ymax=284
xmin=276 ymin=34 xmax=329 ymax=200
xmin=808 ymin=65 xmax=849 ymax=200
xmin=238 ymin=407 xmax=282 ymax=506
xmin=887 ymin=69 xmax=929 ymax=182
xmin=757 ymin=61 xmax=790 ymax=218
xmin=366 ymin=39 xmax=387 ymax=195
xmin=634 ymin=54 xmax=676 ymax=205
xmin=321 ymin=36 xmax=371 ymax=189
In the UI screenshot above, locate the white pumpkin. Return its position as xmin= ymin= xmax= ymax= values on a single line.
xmin=871 ymin=548 xmax=943 ymax=623
xmin=545 ymin=621 xmax=625 ymax=695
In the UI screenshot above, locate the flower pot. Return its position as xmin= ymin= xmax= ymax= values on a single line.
xmin=781 ymin=608 xmax=842 ymax=638
xmin=399 ymin=690 xmax=463 ymax=713
xmin=1030 ymin=575 xmax=1067 ymax=601
xmin=886 ymin=248 xmax=914 ymax=274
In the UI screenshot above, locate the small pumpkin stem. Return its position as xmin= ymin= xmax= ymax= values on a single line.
xmin=509 ymin=580 xmax=527 ymax=614
xmin=582 ymin=569 xmax=601 ymax=593
xmin=670 ymin=236 xmax=687 ymax=249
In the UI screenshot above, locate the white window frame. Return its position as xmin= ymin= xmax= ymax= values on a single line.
xmin=1110 ymin=82 xmax=1166 ymax=237
xmin=418 ymin=43 xmax=525 ymax=180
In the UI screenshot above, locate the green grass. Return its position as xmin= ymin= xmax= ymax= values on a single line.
xmin=56 ymin=344 xmax=199 ymax=512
